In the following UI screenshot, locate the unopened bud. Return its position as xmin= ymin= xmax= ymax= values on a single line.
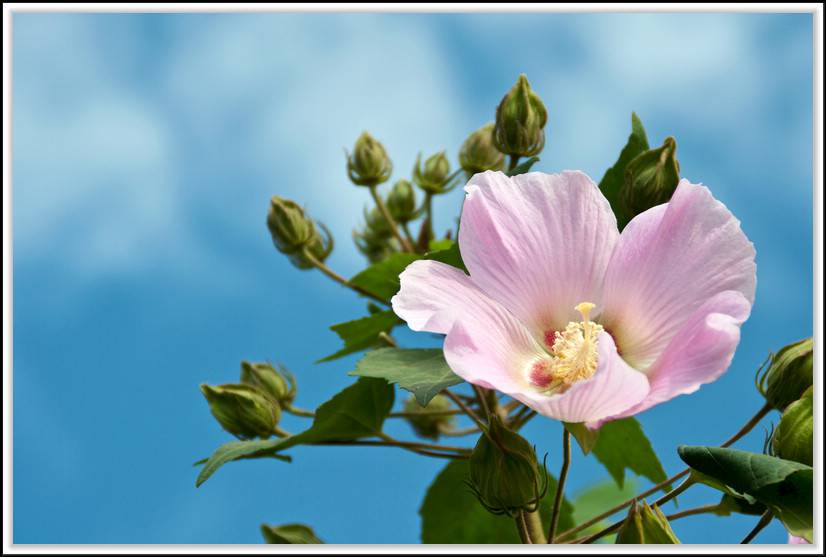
xmin=403 ymin=394 xmax=456 ymax=440
xmin=469 ymin=415 xmax=546 ymax=516
xmin=240 ymin=361 xmax=296 ymax=405
xmin=347 ymin=131 xmax=392 ymax=187
xmin=616 ymin=501 xmax=680 ymax=544
xmin=459 ymin=122 xmax=505 ymax=175
xmin=620 ymin=136 xmax=680 ymax=218
xmin=759 ymin=338 xmax=813 ymax=411
xmin=773 ymin=386 xmax=813 ymax=466
xmin=413 ymin=151 xmax=451 ymax=194
xmin=267 ymin=196 xmax=315 ymax=254
xmin=493 ymin=74 xmax=548 ymax=158
xmin=353 ymin=226 xmax=396 ymax=263
xmin=386 ymin=180 xmax=417 ymax=223
xmin=200 ymin=383 xmax=281 ymax=440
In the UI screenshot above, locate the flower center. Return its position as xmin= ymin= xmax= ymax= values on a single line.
xmin=528 ymin=302 xmax=603 ymax=394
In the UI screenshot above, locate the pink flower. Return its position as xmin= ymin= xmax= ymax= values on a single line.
xmin=788 ymin=534 xmax=810 ymax=544
xmin=392 ymin=171 xmax=756 ymax=425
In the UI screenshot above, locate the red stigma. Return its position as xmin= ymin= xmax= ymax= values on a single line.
xmin=543 ymin=330 xmax=556 ymax=348
xmin=529 ymin=360 xmax=553 ymax=388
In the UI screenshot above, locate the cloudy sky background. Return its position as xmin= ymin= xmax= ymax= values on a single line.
xmin=13 ymin=12 xmax=812 ymax=543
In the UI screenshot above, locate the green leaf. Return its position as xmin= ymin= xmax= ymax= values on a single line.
xmin=317 ymin=310 xmax=402 ymax=363
xmin=261 ymin=523 xmax=323 ymax=544
xmin=506 ymin=156 xmax=540 ymax=176
xmin=419 ymin=460 xmax=574 ymax=543
xmin=678 ymin=445 xmax=813 ymax=541
xmin=350 ymin=347 xmax=463 ymax=406
xmin=714 ymin=494 xmax=767 ymax=517
xmin=615 ymin=501 xmax=680 ymax=544
xmin=196 ymin=378 xmax=394 ymax=486
xmin=425 ymin=239 xmax=467 ymax=273
xmin=564 ymin=422 xmax=600 ymax=455
xmin=598 ymin=112 xmax=650 ymax=230
xmin=428 ymin=238 xmax=454 ymax=252
xmin=570 ymin=479 xmax=637 ymax=540
xmin=349 ymin=253 xmax=422 ymax=302
xmin=591 ymin=417 xmax=668 ymax=489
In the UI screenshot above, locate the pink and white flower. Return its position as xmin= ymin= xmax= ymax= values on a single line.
xmin=392 ymin=170 xmax=756 ymax=425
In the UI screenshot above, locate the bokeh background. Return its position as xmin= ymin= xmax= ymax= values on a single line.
xmin=12 ymin=12 xmax=813 ymax=544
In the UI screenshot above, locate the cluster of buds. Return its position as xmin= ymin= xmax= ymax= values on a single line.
xmin=402 ymin=394 xmax=456 ymax=440
xmin=267 ymin=196 xmax=333 ymax=270
xmin=201 ymin=361 xmax=297 ymax=440
xmin=468 ymin=415 xmax=547 ymax=516
xmin=353 ymin=205 xmax=402 ymax=263
xmin=493 ymin=74 xmax=548 ymax=158
xmin=620 ymin=136 xmax=681 ymax=218
xmin=386 ymin=179 xmax=418 ymax=224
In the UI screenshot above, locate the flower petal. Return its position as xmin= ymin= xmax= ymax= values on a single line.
xmin=459 ymin=170 xmax=620 ymax=336
xmin=504 ymin=332 xmax=650 ymax=424
xmin=603 ymin=290 xmax=751 ymax=421
xmin=393 ymin=259 xmax=544 ymax=391
xmin=600 ymin=180 xmax=756 ymax=370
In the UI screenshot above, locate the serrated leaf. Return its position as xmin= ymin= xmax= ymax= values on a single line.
xmin=317 ymin=310 xmax=402 ymax=363
xmin=261 ymin=523 xmax=323 ymax=544
xmin=196 ymin=378 xmax=394 ymax=486
xmin=678 ymin=445 xmax=813 ymax=541
xmin=506 ymin=156 xmax=540 ymax=176
xmin=425 ymin=240 xmax=467 ymax=273
xmin=349 ymin=253 xmax=422 ymax=302
xmin=419 ymin=460 xmax=574 ymax=544
xmin=615 ymin=501 xmax=680 ymax=544
xmin=350 ymin=347 xmax=463 ymax=406
xmin=598 ymin=112 xmax=649 ymax=230
xmin=564 ymin=422 xmax=600 ymax=455
xmin=591 ymin=418 xmax=668 ymax=489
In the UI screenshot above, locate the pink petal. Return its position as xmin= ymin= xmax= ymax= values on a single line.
xmin=459 ymin=170 xmax=619 ymax=336
xmin=600 ymin=180 xmax=756 ymax=370
xmin=788 ymin=534 xmax=810 ymax=544
xmin=498 ymin=332 xmax=650 ymax=424
xmin=602 ymin=291 xmax=751 ymax=421
xmin=393 ymin=259 xmax=544 ymax=392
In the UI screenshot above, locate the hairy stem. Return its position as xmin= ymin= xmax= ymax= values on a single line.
xmin=548 ymin=428 xmax=572 ymax=543
xmin=443 ymin=389 xmax=487 ymax=432
xmin=507 ymin=154 xmax=521 ymax=173
xmin=369 ymin=185 xmax=414 ymax=252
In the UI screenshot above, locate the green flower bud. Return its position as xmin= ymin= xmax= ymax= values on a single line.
xmin=386 ymin=179 xmax=417 ymax=223
xmin=758 ymin=338 xmax=813 ymax=411
xmin=459 ymin=122 xmax=505 ymax=175
xmin=772 ymin=386 xmax=813 ymax=466
xmin=240 ymin=361 xmax=296 ymax=405
xmin=493 ymin=74 xmax=548 ymax=158
xmin=620 ymin=136 xmax=681 ymax=218
xmin=346 ymin=131 xmax=393 ymax=187
xmin=363 ymin=206 xmax=393 ymax=238
xmin=616 ymin=501 xmax=681 ymax=544
xmin=266 ymin=196 xmax=333 ymax=270
xmin=353 ymin=226 xmax=397 ymax=263
xmin=402 ymin=394 xmax=456 ymax=440
xmin=412 ymin=151 xmax=451 ymax=194
xmin=267 ymin=196 xmax=315 ymax=254
xmin=200 ymin=383 xmax=281 ymax=440
xmin=469 ymin=415 xmax=547 ymax=516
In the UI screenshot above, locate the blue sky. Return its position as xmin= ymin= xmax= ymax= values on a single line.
xmin=12 ymin=12 xmax=813 ymax=544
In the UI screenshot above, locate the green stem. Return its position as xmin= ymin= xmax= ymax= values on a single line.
xmin=369 ymin=185 xmax=414 ymax=252
xmin=516 ymin=512 xmax=532 ymax=544
xmin=443 ymin=389 xmax=487 ymax=432
xmin=283 ymin=403 xmax=315 ymax=418
xmin=401 ymin=222 xmax=416 ymax=249
xmin=664 ymin=503 xmax=722 ymax=522
xmin=301 ymin=248 xmax=388 ymax=305
xmin=507 ymin=154 xmax=521 ymax=173
xmin=524 ymin=510 xmax=547 ymax=543
xmin=389 ymin=409 xmax=464 ymax=418
xmin=740 ymin=510 xmax=773 ymax=544
xmin=548 ymin=428 xmax=572 ymax=543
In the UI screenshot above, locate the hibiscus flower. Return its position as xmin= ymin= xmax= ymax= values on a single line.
xmin=392 ymin=170 xmax=756 ymax=426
